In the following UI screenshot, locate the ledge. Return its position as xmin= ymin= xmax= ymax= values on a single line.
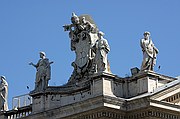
xmin=127 ymin=70 xmax=177 ymax=82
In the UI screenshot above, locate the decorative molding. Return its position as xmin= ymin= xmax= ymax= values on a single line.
xmin=127 ymin=109 xmax=179 ymax=119
xmin=72 ymin=111 xmax=126 ymax=119
xmin=163 ymin=93 xmax=180 ymax=103
xmin=71 ymin=109 xmax=179 ymax=119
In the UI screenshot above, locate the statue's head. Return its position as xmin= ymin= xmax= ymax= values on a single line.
xmin=143 ymin=31 xmax=150 ymax=36
xmin=143 ymin=31 xmax=150 ymax=39
xmin=1 ymin=76 xmax=6 ymax=80
xmin=98 ymin=31 xmax=105 ymax=38
xmin=82 ymin=17 xmax=86 ymax=23
xmin=71 ymin=12 xmax=80 ymax=24
xmin=39 ymin=51 xmax=46 ymax=58
xmin=0 ymin=76 xmax=6 ymax=83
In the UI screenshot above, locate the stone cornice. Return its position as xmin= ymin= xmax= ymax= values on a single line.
xmin=150 ymin=99 xmax=180 ymax=112
xmin=29 ymin=82 xmax=91 ymax=97
xmin=127 ymin=70 xmax=177 ymax=82
xmin=150 ymin=80 xmax=180 ymax=100
xmin=89 ymin=72 xmax=124 ymax=82
xmin=126 ymin=107 xmax=180 ymax=119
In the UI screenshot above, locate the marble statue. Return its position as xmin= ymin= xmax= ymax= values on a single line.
xmin=64 ymin=13 xmax=110 ymax=83
xmin=64 ymin=13 xmax=98 ymax=82
xmin=0 ymin=76 xmax=8 ymax=111
xmin=140 ymin=31 xmax=159 ymax=71
xmin=94 ymin=31 xmax=110 ymax=72
xmin=29 ymin=52 xmax=53 ymax=91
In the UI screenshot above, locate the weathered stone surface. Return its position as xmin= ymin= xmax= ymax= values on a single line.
xmin=1 ymin=70 xmax=179 ymax=119
xmin=21 ymin=72 xmax=179 ymax=119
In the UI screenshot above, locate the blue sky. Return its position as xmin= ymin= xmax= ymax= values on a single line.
xmin=0 ymin=1 xmax=180 ymax=109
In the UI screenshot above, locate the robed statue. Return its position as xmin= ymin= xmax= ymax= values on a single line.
xmin=140 ymin=31 xmax=159 ymax=71
xmin=93 ymin=31 xmax=110 ymax=72
xmin=29 ymin=52 xmax=53 ymax=91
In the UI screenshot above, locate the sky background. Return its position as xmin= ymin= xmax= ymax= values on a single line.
xmin=0 ymin=1 xmax=179 ymax=109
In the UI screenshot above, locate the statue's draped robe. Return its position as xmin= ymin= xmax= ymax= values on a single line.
xmin=95 ymin=38 xmax=110 ymax=72
xmin=35 ymin=58 xmax=51 ymax=90
xmin=140 ymin=39 xmax=158 ymax=71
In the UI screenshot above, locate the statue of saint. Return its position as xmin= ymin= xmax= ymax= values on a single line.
xmin=29 ymin=52 xmax=53 ymax=91
xmin=0 ymin=76 xmax=8 ymax=111
xmin=94 ymin=31 xmax=110 ymax=72
xmin=140 ymin=31 xmax=159 ymax=71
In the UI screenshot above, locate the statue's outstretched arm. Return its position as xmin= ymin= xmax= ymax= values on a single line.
xmin=29 ymin=62 xmax=37 ymax=68
xmin=63 ymin=24 xmax=73 ymax=31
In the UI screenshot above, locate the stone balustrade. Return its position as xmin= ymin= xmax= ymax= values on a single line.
xmin=1 ymin=105 xmax=32 ymax=119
